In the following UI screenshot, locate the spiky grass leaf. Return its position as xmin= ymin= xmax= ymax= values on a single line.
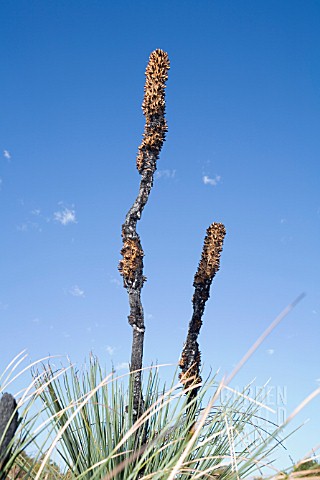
xmin=32 ymin=357 xmax=289 ymax=479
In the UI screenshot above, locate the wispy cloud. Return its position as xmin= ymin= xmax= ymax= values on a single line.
xmin=266 ymin=349 xmax=275 ymax=355
xmin=280 ymin=235 xmax=293 ymax=245
xmin=115 ymin=362 xmax=129 ymax=371
xmin=106 ymin=345 xmax=115 ymax=356
xmin=3 ymin=150 xmax=11 ymax=160
xmin=0 ymin=301 xmax=9 ymax=311
xmin=110 ymin=277 xmax=121 ymax=287
xmin=16 ymin=221 xmax=42 ymax=233
xmin=25 ymin=209 xmax=45 ymax=229
xmin=69 ymin=285 xmax=85 ymax=297
xmin=155 ymin=169 xmax=176 ymax=180
xmin=54 ymin=206 xmax=77 ymax=225
xmin=16 ymin=223 xmax=28 ymax=232
xmin=31 ymin=209 xmax=41 ymax=216
xmin=202 ymin=175 xmax=221 ymax=186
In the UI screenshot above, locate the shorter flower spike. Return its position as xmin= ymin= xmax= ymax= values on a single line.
xmin=179 ymin=223 xmax=226 ymax=394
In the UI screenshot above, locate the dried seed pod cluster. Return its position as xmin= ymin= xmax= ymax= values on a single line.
xmin=136 ymin=49 xmax=170 ymax=173
xmin=179 ymin=346 xmax=202 ymax=389
xmin=194 ymin=223 xmax=226 ymax=285
xmin=119 ymin=237 xmax=144 ymax=286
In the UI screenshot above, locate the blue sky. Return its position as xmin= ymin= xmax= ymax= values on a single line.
xmin=1 ymin=0 xmax=320 ymax=467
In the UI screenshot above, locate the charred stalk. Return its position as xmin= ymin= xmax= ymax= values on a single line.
xmin=0 ymin=393 xmax=19 ymax=478
xmin=119 ymin=49 xmax=170 ymax=423
xmin=179 ymin=223 xmax=226 ymax=407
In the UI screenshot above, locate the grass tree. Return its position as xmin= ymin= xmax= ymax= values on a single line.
xmin=119 ymin=49 xmax=227 ymax=431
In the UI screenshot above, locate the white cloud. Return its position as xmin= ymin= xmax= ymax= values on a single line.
xmin=155 ymin=169 xmax=176 ymax=180
xmin=202 ymin=175 xmax=221 ymax=186
xmin=54 ymin=207 xmax=76 ymax=226
xmin=266 ymin=349 xmax=275 ymax=355
xmin=115 ymin=362 xmax=129 ymax=371
xmin=316 ymin=378 xmax=320 ymax=384
xmin=106 ymin=345 xmax=115 ymax=356
xmin=69 ymin=285 xmax=85 ymax=297
xmin=3 ymin=150 xmax=11 ymax=160
xmin=110 ymin=277 xmax=121 ymax=287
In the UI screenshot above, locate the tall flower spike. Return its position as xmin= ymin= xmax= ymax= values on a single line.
xmin=179 ymin=223 xmax=226 ymax=396
xmin=119 ymin=50 xmax=170 ymax=428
